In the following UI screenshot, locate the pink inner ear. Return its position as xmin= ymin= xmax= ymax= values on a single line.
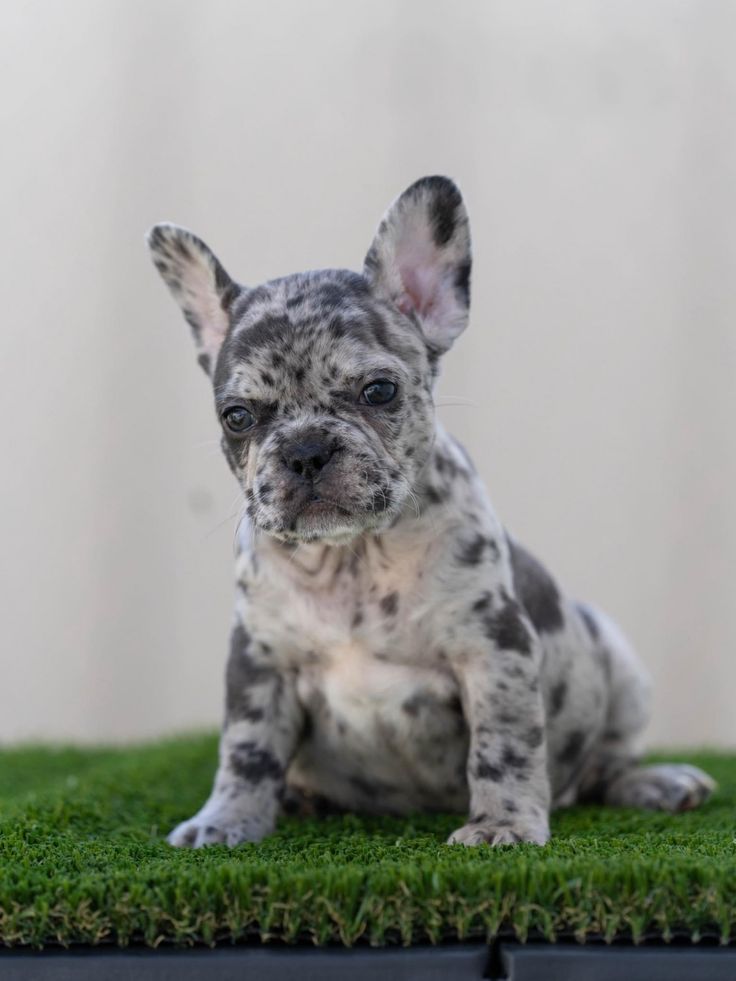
xmin=397 ymin=292 xmax=416 ymax=316
xmin=398 ymin=261 xmax=440 ymax=318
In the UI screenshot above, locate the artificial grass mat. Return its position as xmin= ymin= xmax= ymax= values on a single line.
xmin=0 ymin=735 xmax=734 ymax=949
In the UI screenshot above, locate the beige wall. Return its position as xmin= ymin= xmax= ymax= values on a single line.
xmin=2 ymin=0 xmax=734 ymax=746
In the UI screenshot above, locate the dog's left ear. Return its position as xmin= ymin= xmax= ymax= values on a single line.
xmin=147 ymin=224 xmax=241 ymax=376
xmin=363 ymin=176 xmax=471 ymax=353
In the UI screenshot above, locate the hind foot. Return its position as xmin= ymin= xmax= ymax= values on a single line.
xmin=605 ymin=763 xmax=715 ymax=812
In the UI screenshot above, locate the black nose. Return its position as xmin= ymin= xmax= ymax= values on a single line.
xmin=282 ymin=439 xmax=335 ymax=480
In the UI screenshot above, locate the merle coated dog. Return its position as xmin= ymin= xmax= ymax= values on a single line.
xmin=148 ymin=176 xmax=714 ymax=847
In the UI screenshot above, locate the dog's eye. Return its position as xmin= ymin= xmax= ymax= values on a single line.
xmin=222 ymin=406 xmax=255 ymax=433
xmin=361 ymin=379 xmax=397 ymax=405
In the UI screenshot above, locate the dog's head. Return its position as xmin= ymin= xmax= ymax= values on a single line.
xmin=147 ymin=177 xmax=472 ymax=544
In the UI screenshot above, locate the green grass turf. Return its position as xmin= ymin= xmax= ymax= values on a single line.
xmin=0 ymin=735 xmax=734 ymax=949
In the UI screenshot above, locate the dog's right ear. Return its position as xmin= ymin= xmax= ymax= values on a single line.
xmin=363 ymin=176 xmax=471 ymax=355
xmin=146 ymin=224 xmax=241 ymax=376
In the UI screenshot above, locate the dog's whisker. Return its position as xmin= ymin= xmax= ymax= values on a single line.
xmin=434 ymin=398 xmax=478 ymax=409
xmin=232 ymin=509 xmax=251 ymax=556
xmin=202 ymin=508 xmax=243 ymax=543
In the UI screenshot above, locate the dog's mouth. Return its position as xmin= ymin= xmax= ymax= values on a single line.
xmin=248 ymin=467 xmax=401 ymax=544
xmin=292 ymin=496 xmax=355 ymax=537
xmin=299 ymin=497 xmax=351 ymax=516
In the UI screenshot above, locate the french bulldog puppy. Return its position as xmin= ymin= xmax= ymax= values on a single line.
xmin=148 ymin=176 xmax=714 ymax=848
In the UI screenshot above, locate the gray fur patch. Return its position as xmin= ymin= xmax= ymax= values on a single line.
xmin=507 ymin=537 xmax=564 ymax=634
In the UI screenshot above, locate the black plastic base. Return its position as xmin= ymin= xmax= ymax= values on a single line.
xmin=501 ymin=944 xmax=736 ymax=980
xmin=1 ymin=943 xmax=734 ymax=980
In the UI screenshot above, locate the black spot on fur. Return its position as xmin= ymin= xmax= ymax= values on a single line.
xmin=457 ymin=535 xmax=488 ymax=566
xmin=174 ymin=236 xmax=193 ymax=260
xmin=455 ymin=260 xmax=471 ymax=307
xmin=525 ymin=726 xmax=544 ymax=749
xmin=424 ymin=485 xmax=449 ymax=506
xmin=472 ymin=592 xmax=492 ymax=614
xmin=225 ymin=623 xmax=279 ymax=722
xmin=501 ymin=745 xmax=529 ymax=770
xmin=474 ymin=755 xmax=505 ymax=782
xmin=507 ymin=537 xmax=564 ymax=634
xmin=316 ymin=282 xmax=348 ymax=309
xmin=402 ymin=691 xmax=439 ymax=716
xmin=197 ymin=352 xmax=211 ymax=374
xmin=482 ymin=595 xmax=533 ymax=656
xmin=229 ymin=285 xmax=271 ymax=322
xmin=432 ymin=198 xmax=456 ymax=245
xmin=402 ymin=696 xmax=421 ymax=717
xmin=236 ymin=314 xmax=291 ymax=354
xmin=380 ymin=591 xmax=399 ymax=616
xmin=229 ymin=741 xmax=283 ymax=783
xmin=414 ymin=175 xmax=463 ymax=246
xmin=549 ymin=680 xmax=568 ymax=718
xmin=558 ymin=730 xmax=586 ymax=766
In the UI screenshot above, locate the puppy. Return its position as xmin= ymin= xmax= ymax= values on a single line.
xmin=148 ymin=176 xmax=714 ymax=847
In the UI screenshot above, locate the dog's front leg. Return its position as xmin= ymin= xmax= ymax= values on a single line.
xmin=168 ymin=619 xmax=302 ymax=848
xmin=448 ymin=598 xmax=551 ymax=846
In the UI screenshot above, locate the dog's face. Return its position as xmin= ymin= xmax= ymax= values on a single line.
xmin=208 ymin=271 xmax=435 ymax=543
xmin=148 ymin=177 xmax=472 ymax=543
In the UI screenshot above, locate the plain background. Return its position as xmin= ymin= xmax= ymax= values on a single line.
xmin=2 ymin=0 xmax=734 ymax=746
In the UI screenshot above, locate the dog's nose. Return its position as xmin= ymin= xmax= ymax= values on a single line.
xmin=282 ymin=439 xmax=335 ymax=480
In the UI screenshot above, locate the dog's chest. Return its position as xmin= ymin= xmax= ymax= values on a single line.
xmin=296 ymin=636 xmax=456 ymax=730
xmin=290 ymin=638 xmax=468 ymax=813
xmin=243 ymin=536 xmax=469 ymax=809
xmin=247 ymin=534 xmax=439 ymax=665
xmin=282 ymin=566 xmax=457 ymax=746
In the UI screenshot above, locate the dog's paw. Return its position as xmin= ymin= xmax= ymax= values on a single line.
xmin=447 ymin=816 xmax=550 ymax=847
xmin=167 ymin=804 xmax=273 ymax=848
xmin=608 ymin=764 xmax=716 ymax=813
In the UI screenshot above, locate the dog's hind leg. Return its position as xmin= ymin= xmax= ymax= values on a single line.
xmin=575 ymin=605 xmax=716 ymax=812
